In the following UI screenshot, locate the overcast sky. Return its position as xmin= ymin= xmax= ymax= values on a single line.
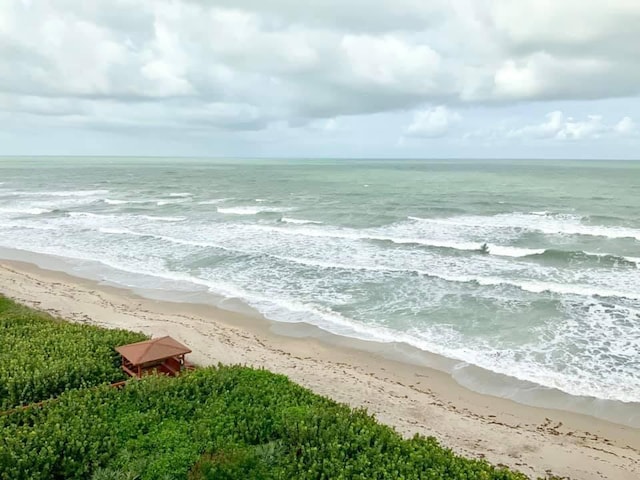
xmin=1 ymin=0 xmax=639 ymax=158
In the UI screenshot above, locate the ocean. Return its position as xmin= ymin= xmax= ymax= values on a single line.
xmin=1 ymin=157 xmax=639 ymax=412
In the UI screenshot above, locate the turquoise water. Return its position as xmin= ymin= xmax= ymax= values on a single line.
xmin=1 ymin=157 xmax=639 ymax=404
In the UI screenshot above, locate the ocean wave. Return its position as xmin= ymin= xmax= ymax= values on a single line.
xmin=90 ymin=227 xmax=640 ymax=301
xmin=98 ymin=227 xmax=141 ymax=236
xmin=217 ymin=206 xmax=294 ymax=215
xmin=68 ymin=211 xmax=184 ymax=223
xmin=0 ymin=207 xmax=52 ymax=215
xmin=281 ymin=256 xmax=640 ymax=300
xmin=0 ymin=223 xmax=58 ymax=231
xmin=77 ymin=212 xmax=184 ymax=224
xmin=138 ymin=215 xmax=185 ymax=222
xmin=1 ymin=189 xmax=109 ymax=198
xmin=583 ymin=214 xmax=630 ymax=225
xmin=97 ymin=228 xmax=234 ymax=252
xmin=280 ymin=217 xmax=323 ymax=225
xmin=198 ymin=198 xmax=231 ymax=205
xmin=470 ymin=277 xmax=640 ymax=300
xmin=68 ymin=212 xmax=105 ymax=218
xmin=526 ymin=249 xmax=639 ymax=268
xmin=104 ymin=198 xmax=155 ymax=205
xmin=255 ymin=225 xmax=542 ymax=257
xmin=1 ymin=237 xmax=637 ymax=403
xmin=408 ymin=214 xmax=640 ymax=241
xmin=156 ymin=199 xmax=190 ymax=206
xmin=381 ymin=239 xmax=543 ymax=257
xmin=14 ymin=197 xmax=102 ymax=211
xmin=262 ymin=225 xmax=638 ymax=264
xmin=168 ymin=192 xmax=192 ymax=197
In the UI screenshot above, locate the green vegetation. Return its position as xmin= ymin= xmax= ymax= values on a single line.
xmin=0 ymin=296 xmax=147 ymax=409
xmin=1 ymin=367 xmax=529 ymax=480
xmin=0 ymin=296 xmax=532 ymax=479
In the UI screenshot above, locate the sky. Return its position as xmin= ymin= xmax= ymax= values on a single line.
xmin=1 ymin=0 xmax=639 ymax=159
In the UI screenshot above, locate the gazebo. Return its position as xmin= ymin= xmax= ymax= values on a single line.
xmin=115 ymin=336 xmax=192 ymax=378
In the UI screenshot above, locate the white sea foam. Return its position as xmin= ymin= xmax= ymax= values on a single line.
xmin=69 ymin=212 xmax=105 ymax=218
xmin=97 ymin=229 xmax=235 ymax=252
xmin=2 ymin=227 xmax=638 ymax=404
xmin=281 ymin=217 xmax=323 ymax=225
xmin=48 ymin=248 xmax=640 ymax=401
xmin=104 ymin=198 xmax=154 ymax=205
xmin=0 ymin=207 xmax=51 ymax=215
xmin=408 ymin=213 xmax=640 ymax=241
xmin=624 ymin=256 xmax=640 ymax=266
xmin=217 ymin=206 xmax=294 ymax=215
xmin=471 ymin=277 xmax=640 ymax=300
xmin=0 ymin=222 xmax=58 ymax=232
xmin=255 ymin=225 xmax=543 ymax=257
xmin=99 ymin=227 xmax=139 ymax=236
xmin=202 ymin=282 xmax=638 ymax=401
xmin=138 ymin=215 xmax=185 ymax=222
xmin=168 ymin=192 xmax=192 ymax=197
xmin=1 ymin=189 xmax=109 ymax=197
xmin=84 ymin=227 xmax=640 ymax=301
xmin=582 ymin=251 xmax=640 ymax=267
xmin=198 ymin=198 xmax=231 ymax=205
xmin=70 ymin=211 xmax=184 ymax=224
xmin=184 ymin=268 xmax=640 ymax=402
xmin=22 ymin=197 xmax=101 ymax=211
xmin=488 ymin=245 xmax=546 ymax=257
xmin=2 ymin=160 xmax=639 ymax=408
xmin=156 ymin=199 xmax=189 ymax=206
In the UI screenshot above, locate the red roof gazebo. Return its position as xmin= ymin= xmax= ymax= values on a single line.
xmin=115 ymin=336 xmax=192 ymax=378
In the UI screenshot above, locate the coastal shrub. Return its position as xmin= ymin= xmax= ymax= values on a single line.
xmin=0 ymin=295 xmax=147 ymax=409
xmin=188 ymin=447 xmax=271 ymax=480
xmin=0 ymin=299 xmax=532 ymax=479
xmin=0 ymin=366 xmax=530 ymax=480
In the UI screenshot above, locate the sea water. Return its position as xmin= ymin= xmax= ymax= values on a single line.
xmin=1 ymin=157 xmax=638 ymax=414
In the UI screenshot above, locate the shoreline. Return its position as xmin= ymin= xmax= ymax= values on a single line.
xmin=1 ymin=246 xmax=637 ymax=428
xmin=1 ymin=257 xmax=639 ymax=478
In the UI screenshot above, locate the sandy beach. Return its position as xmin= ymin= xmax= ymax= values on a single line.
xmin=1 ymin=258 xmax=638 ymax=480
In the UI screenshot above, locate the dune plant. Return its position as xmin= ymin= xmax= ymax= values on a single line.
xmin=0 ymin=296 xmax=147 ymax=409
xmin=0 ymin=297 xmax=538 ymax=480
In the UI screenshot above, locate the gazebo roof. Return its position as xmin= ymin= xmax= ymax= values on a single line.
xmin=115 ymin=336 xmax=191 ymax=366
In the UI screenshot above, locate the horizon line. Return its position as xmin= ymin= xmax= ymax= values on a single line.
xmin=1 ymin=155 xmax=639 ymax=161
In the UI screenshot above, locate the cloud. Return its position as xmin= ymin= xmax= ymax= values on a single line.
xmin=486 ymin=0 xmax=640 ymax=101
xmin=184 ymin=0 xmax=447 ymax=33
xmin=340 ymin=35 xmax=442 ymax=92
xmin=615 ymin=116 xmax=636 ymax=135
xmin=405 ymin=106 xmax=461 ymax=138
xmin=1 ymin=0 xmax=639 ymax=141
xmin=508 ymin=111 xmax=637 ymax=140
xmin=0 ymin=95 xmax=270 ymax=133
xmin=489 ymin=0 xmax=640 ymax=57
